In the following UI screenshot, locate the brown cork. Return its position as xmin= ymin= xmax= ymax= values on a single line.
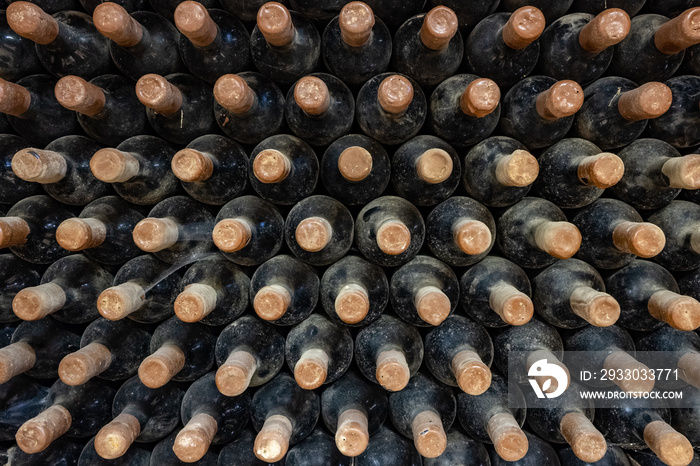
xmin=56 ymin=218 xmax=107 ymax=251
xmin=90 ymin=148 xmax=141 ymax=183
xmin=58 ymin=342 xmax=112 ymax=386
xmin=138 ymin=344 xmax=186 ymax=388
xmin=486 ymin=412 xmax=529 ymax=462
xmin=132 ymin=217 xmax=180 ymax=253
xmin=254 ymin=415 xmax=293 ymax=462
xmin=334 ymin=284 xmax=370 ymax=324
xmin=579 ymin=8 xmax=631 ymax=54
xmin=453 ymin=219 xmax=492 ymax=256
xmin=339 ymin=2 xmax=374 ymax=48
xmin=252 ymin=149 xmax=291 ymax=184
xmin=0 ymin=341 xmax=36 ymax=384
xmin=501 ymin=6 xmax=545 ymax=50
xmin=97 ymin=282 xmax=146 ymax=321
xmin=295 ymin=217 xmax=332 ymax=252
xmin=377 ymin=75 xmax=413 ymax=115
xmin=420 ymin=6 xmax=458 ymax=51
xmin=460 ymin=78 xmax=500 ymax=118
xmin=173 ymin=413 xmax=218 ymax=463
xmin=135 ymin=74 xmax=183 ymax=116
xmin=54 ymin=76 xmax=106 ymax=117
xmin=16 ymin=405 xmax=72 ymax=454
xmin=494 ymin=150 xmax=539 ymax=187
xmin=533 ymin=221 xmax=582 ymax=260
xmin=648 ymin=290 xmax=700 ymax=331
xmin=172 ymin=149 xmax=215 ymax=182
xmin=376 ymin=220 xmax=411 ymax=256
xmin=662 ymin=154 xmax=700 ymax=189
xmin=489 ymin=282 xmax=534 ymax=326
xmin=338 ymin=146 xmax=373 ymax=182
xmin=0 ymin=78 xmax=31 ymax=116
xmin=12 ymin=282 xmax=67 ymax=321
xmin=678 ymin=352 xmax=700 ymax=390
xmin=603 ymin=351 xmax=655 ymax=394
xmin=174 ymin=1 xmax=219 ymax=47
xmin=216 ymin=350 xmax=257 ymax=396
xmin=612 ymin=221 xmax=666 ymax=258
xmin=411 ymin=410 xmax=447 ymax=458
xmin=451 ymin=349 xmax=491 ymax=395
xmin=560 ymin=412 xmax=608 ymax=463
xmin=6 ymin=2 xmax=59 ymax=45
xmin=0 ymin=217 xmax=30 ymax=249
xmin=294 ymin=76 xmax=330 ymax=116
xmin=643 ymin=420 xmax=694 ymax=466
xmin=375 ymin=349 xmax=410 ymax=392
xmin=654 ymin=7 xmax=700 ymax=55
xmin=415 ymin=286 xmax=451 ymax=326
xmin=416 ymin=148 xmax=454 ymax=184
xmin=535 ymin=80 xmax=584 ymax=121
xmin=569 ymin=286 xmax=620 ymax=327
xmin=526 ymin=350 xmax=571 ymax=394
xmin=94 ymin=412 xmax=141 ymax=460
xmin=93 ymin=2 xmax=143 ymax=47
xmin=336 ymin=409 xmax=369 ymax=457
xmin=257 ymin=2 xmax=295 ymax=47
xmin=253 ymin=284 xmax=292 ymax=321
xmin=212 ymin=218 xmax=252 ymax=253
xmin=213 ymin=74 xmax=256 ymax=114
xmin=577 ymin=153 xmax=625 ymax=189
xmin=294 ymin=348 xmax=330 ymax=390
xmin=12 ymin=148 xmax=67 ymax=184
xmin=174 ymin=283 xmax=218 ymax=323
xmin=618 ymin=82 xmax=672 ymax=121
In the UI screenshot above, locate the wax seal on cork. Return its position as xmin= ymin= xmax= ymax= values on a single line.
xmin=420 ymin=6 xmax=458 ymax=51
xmin=502 ymin=6 xmax=545 ymax=50
xmin=93 ymin=2 xmax=143 ymax=47
xmin=339 ymin=2 xmax=374 ymax=47
xmin=378 ymin=75 xmax=413 ymax=115
xmin=214 ymin=74 xmax=256 ymax=114
xmin=257 ymin=2 xmax=295 ymax=47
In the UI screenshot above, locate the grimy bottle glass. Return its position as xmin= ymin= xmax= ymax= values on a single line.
xmin=0 ymin=135 xmax=42 ymax=205
xmin=648 ymin=200 xmax=700 ymax=272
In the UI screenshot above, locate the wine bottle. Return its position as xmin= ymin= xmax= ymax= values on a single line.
xmin=497 ymin=197 xmax=582 ymax=269
xmin=462 ymin=136 xmax=539 ymax=208
xmin=285 ymin=73 xmax=354 ymax=146
xmin=569 ymin=0 xmax=645 ymax=16
xmin=147 ymin=0 xmax=220 ymax=22
xmin=645 ymin=75 xmax=700 ymax=149
xmin=6 ymin=2 xmax=113 ymax=79
xmin=90 ymin=136 xmax=179 ymax=206
xmin=355 ymin=425 xmax=422 ymax=466
xmin=355 ymin=196 xmax=425 ymax=268
xmin=0 ymin=135 xmax=42 ymax=205
xmin=150 ymin=430 xmax=218 ymax=466
xmin=636 ymin=325 xmax=700 ymax=390
xmin=58 ymin=317 xmax=151 ymax=386
xmin=135 ymin=73 xmax=217 ymax=145
xmin=284 ymin=194 xmax=354 ymax=266
xmin=93 ymin=375 xmax=183 ymax=460
xmin=285 ymin=428 xmax=352 ymax=466
xmin=488 ymin=431 xmax=560 ymax=466
xmin=92 ymin=2 xmax=184 ymax=81
xmin=250 ymin=372 xmax=320 ymax=463
xmin=12 ymin=254 xmax=112 ymax=324
xmin=536 ymin=9 xmax=631 ymax=84
xmin=422 ymin=428 xmax=491 ymax=466
xmin=626 ymin=448 xmax=700 ymax=466
xmin=464 ymin=7 xmax=546 ymax=89
xmin=248 ymin=134 xmax=319 ymax=206
xmin=557 ymin=444 xmax=631 ymax=466
xmin=320 ymin=134 xmax=391 ymax=206
xmin=668 ymin=384 xmax=700 ymax=451
xmin=172 ymin=372 xmax=251 ymax=463
xmin=78 ymin=438 xmax=151 ymax=466
xmin=499 ymin=76 xmax=584 ymax=149
xmin=320 ymin=254 xmax=388 ymax=327
xmin=355 ymin=73 xmax=427 ymax=146
xmin=354 ymin=314 xmax=423 ymax=392
xmin=215 ymin=315 xmax=285 ymax=396
xmin=212 ymin=195 xmax=284 ymax=266
xmin=249 ymin=254 xmax=319 ymax=326
xmin=0 ymin=10 xmax=43 ymax=81
xmin=533 ymin=138 xmax=624 ymax=209
xmin=138 ymin=316 xmax=216 ymax=388
xmin=321 ymin=2 xmax=392 ymax=88
xmin=0 ymin=254 xmax=41 ymax=323
xmin=648 ymin=200 xmax=700 ymax=272
xmin=175 ymin=255 xmax=249 ymax=326
xmin=55 ymin=195 xmax=145 ymax=265
xmin=363 ymin=0 xmax=425 ymax=32
xmin=213 ymin=72 xmax=285 ymax=145
xmin=217 ymin=428 xmax=284 ymax=466
xmin=132 ymin=195 xmax=215 ymax=264
xmin=250 ymin=2 xmax=321 ymax=87
xmin=0 ymin=375 xmax=49 ymax=441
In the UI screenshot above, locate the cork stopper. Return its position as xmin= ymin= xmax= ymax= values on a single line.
xmin=6 ymin=2 xmax=59 ymax=45
xmin=420 ymin=6 xmax=458 ymax=51
xmin=648 ymin=290 xmax=700 ymax=331
xmin=453 ymin=219 xmax=492 ymax=256
xmin=451 ymin=349 xmax=491 ymax=395
xmin=12 ymin=149 xmax=67 ymax=184
xmin=488 ymin=282 xmax=534 ymax=326
xmin=678 ymin=352 xmax=700 ymax=389
xmin=172 ymin=149 xmax=214 ymax=182
xmin=612 ymin=221 xmax=666 ymax=258
xmin=93 ymin=2 xmax=144 ymax=47
xmin=618 ymin=82 xmax=672 ymax=122
xmin=643 ymin=421 xmax=694 ymax=466
xmin=526 ymin=350 xmax=571 ymax=394
xmin=55 ymin=76 xmax=106 ymax=117
xmin=56 ymin=218 xmax=107 ymax=251
xmin=90 ymin=148 xmax=141 ymax=183
xmin=0 ymin=217 xmax=30 ymax=249
xmin=415 ymin=149 xmax=453 ymax=184
xmin=138 ymin=344 xmax=186 ymax=388
xmin=501 ymin=6 xmax=545 ymax=50
xmin=97 ymin=282 xmax=146 ymax=321
xmin=377 ymin=75 xmax=413 ymax=115
xmin=16 ymin=405 xmax=72 ymax=454
xmin=0 ymin=78 xmax=31 ymax=116
xmin=603 ymin=351 xmax=655 ymax=393
xmin=174 ymin=283 xmax=218 ymax=323
xmin=216 ymin=350 xmax=257 ymax=396
xmin=295 ymin=217 xmax=332 ymax=252
xmin=294 ymin=348 xmax=330 ymax=390
xmin=94 ymin=412 xmax=141 ymax=460
xmin=338 ymin=146 xmax=373 ymax=182
xmin=334 ymin=284 xmax=370 ymax=324
xmin=132 ymin=217 xmax=180 ymax=253
xmin=411 ymin=410 xmax=447 ymax=458
xmin=578 ymin=8 xmax=631 ymax=54
xmin=294 ymin=76 xmax=330 ymax=116
xmin=135 ymin=74 xmax=183 ymax=116
xmin=460 ymin=78 xmax=500 ymax=118
xmin=560 ymin=412 xmax=608 ymax=463
xmin=0 ymin=341 xmax=36 ymax=384
xmin=415 ymin=286 xmax=451 ymax=326
xmin=577 ymin=153 xmax=625 ymax=189
xmin=533 ymin=221 xmax=582 ymax=260
xmin=376 ymin=220 xmax=411 ymax=256
xmin=173 ymin=413 xmax=218 ymax=463
xmin=486 ymin=412 xmax=529 ymax=462
xmin=252 ymin=149 xmax=291 ymax=184
xmin=535 ymin=80 xmax=584 ymax=121
xmin=375 ymin=349 xmax=410 ymax=392
xmin=175 ymin=1 xmax=219 ymax=47
xmin=654 ymin=7 xmax=700 ymax=55
xmin=255 ymin=415 xmax=293 ymax=462
xmin=569 ymin=286 xmax=620 ymax=327
xmin=336 ymin=409 xmax=369 ymax=457
xmin=339 ymin=2 xmax=374 ymax=48
xmin=12 ymin=283 xmax=67 ymax=321
xmin=213 ymin=74 xmax=256 ymax=114
xmin=257 ymin=2 xmax=295 ymax=47
xmin=58 ymin=342 xmax=112 ymax=386
xmin=212 ymin=218 xmax=252 ymax=253
xmin=661 ymin=154 xmax=700 ymax=189
xmin=253 ymin=284 xmax=292 ymax=321
xmin=495 ymin=150 xmax=539 ymax=187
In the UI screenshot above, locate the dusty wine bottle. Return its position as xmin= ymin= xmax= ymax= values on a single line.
xmin=557 ymin=444 xmax=630 ymax=466
xmin=150 ymin=430 xmax=217 ymax=465
xmin=285 ymin=428 xmax=352 ymax=466
xmin=648 ymin=200 xmax=700 ymax=272
xmin=636 ymin=325 xmax=700 ymax=390
xmin=0 ymin=135 xmax=42 ymax=205
xmin=0 ymin=254 xmax=41 ymax=323
xmin=78 ymin=438 xmax=151 ymax=466
xmin=217 ymin=428 xmax=284 ymax=466
xmin=487 ymin=431 xmax=559 ymax=466
xmin=645 ymin=75 xmax=700 ymax=149
xmin=0 ymin=375 xmax=49 ymax=442
xmin=355 ymin=425 xmax=422 ymax=466
xmin=0 ymin=10 xmax=43 ymax=81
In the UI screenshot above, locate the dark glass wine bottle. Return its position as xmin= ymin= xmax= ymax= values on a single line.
xmin=648 ymin=200 xmax=700 ymax=271
xmin=0 ymin=254 xmax=41 ymax=323
xmin=355 ymin=425 xmax=422 ymax=466
xmin=0 ymin=374 xmax=49 ymax=442
xmin=79 ymin=438 xmax=151 ymax=466
xmin=557 ymin=444 xmax=630 ymax=466
xmin=0 ymin=135 xmax=42 ymax=205
xmin=0 ymin=10 xmax=43 ymax=81
xmin=646 ymin=75 xmax=700 ymax=149
xmin=626 ymin=448 xmax=700 ymax=466
xmin=488 ymin=431 xmax=560 ymax=466
xmin=150 ymin=430 xmax=218 ymax=466
xmin=636 ymin=325 xmax=700 ymax=390
xmin=217 ymin=428 xmax=284 ymax=466
xmin=286 ymin=427 xmax=352 ymax=466
xmin=362 ymin=0 xmax=425 ymax=32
